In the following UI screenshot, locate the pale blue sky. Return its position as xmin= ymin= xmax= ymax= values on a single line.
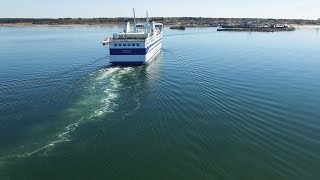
xmin=1 ymin=0 xmax=319 ymax=19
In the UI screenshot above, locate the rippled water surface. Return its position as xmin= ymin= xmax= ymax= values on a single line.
xmin=0 ymin=26 xmax=320 ymax=179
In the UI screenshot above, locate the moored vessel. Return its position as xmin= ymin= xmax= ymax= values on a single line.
xmin=169 ymin=26 xmax=186 ymax=30
xmin=102 ymin=37 xmax=111 ymax=46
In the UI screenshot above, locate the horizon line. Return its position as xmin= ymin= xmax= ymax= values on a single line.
xmin=1 ymin=17 xmax=319 ymax=21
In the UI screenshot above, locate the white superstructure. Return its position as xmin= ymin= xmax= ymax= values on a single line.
xmin=108 ymin=10 xmax=163 ymax=65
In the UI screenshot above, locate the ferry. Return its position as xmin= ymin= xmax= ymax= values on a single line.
xmin=108 ymin=9 xmax=163 ymax=65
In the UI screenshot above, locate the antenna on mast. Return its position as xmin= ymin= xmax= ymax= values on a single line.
xmin=146 ymin=11 xmax=150 ymax=32
xmin=133 ymin=8 xmax=137 ymax=32
xmin=146 ymin=11 xmax=149 ymax=23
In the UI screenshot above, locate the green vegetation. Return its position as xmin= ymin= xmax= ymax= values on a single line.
xmin=0 ymin=17 xmax=318 ymax=26
xmin=0 ymin=18 xmax=165 ymax=25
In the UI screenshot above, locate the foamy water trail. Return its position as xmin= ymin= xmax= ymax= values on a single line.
xmin=0 ymin=66 xmax=134 ymax=162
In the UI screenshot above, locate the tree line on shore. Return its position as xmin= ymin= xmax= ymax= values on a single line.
xmin=0 ymin=18 xmax=165 ymax=25
xmin=0 ymin=17 xmax=318 ymax=26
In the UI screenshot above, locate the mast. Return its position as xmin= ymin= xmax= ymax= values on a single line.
xmin=146 ymin=11 xmax=150 ymax=32
xmin=133 ymin=8 xmax=137 ymax=32
xmin=146 ymin=11 xmax=149 ymax=24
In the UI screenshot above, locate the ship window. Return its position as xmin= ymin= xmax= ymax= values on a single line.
xmin=128 ymin=44 xmax=131 ymax=46
xmin=136 ymin=43 xmax=140 ymax=46
xmin=114 ymin=44 xmax=118 ymax=46
xmin=132 ymin=44 xmax=136 ymax=46
xmin=123 ymin=44 xmax=126 ymax=46
xmin=119 ymin=44 xmax=122 ymax=46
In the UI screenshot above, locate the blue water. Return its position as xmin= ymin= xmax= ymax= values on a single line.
xmin=0 ymin=25 xmax=320 ymax=179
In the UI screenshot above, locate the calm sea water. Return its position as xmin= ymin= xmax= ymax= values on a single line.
xmin=0 ymin=25 xmax=320 ymax=179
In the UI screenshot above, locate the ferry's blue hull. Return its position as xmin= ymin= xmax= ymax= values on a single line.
xmin=109 ymin=37 xmax=162 ymax=65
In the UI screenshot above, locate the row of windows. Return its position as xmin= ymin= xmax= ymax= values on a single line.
xmin=114 ymin=43 xmax=140 ymax=47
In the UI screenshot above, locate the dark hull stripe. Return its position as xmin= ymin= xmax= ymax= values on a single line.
xmin=110 ymin=48 xmax=146 ymax=55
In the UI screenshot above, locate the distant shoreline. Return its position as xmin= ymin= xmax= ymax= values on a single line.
xmin=0 ymin=23 xmax=319 ymax=28
xmin=0 ymin=23 xmax=318 ymax=29
xmin=0 ymin=17 xmax=319 ymax=27
xmin=0 ymin=23 xmax=122 ymax=27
